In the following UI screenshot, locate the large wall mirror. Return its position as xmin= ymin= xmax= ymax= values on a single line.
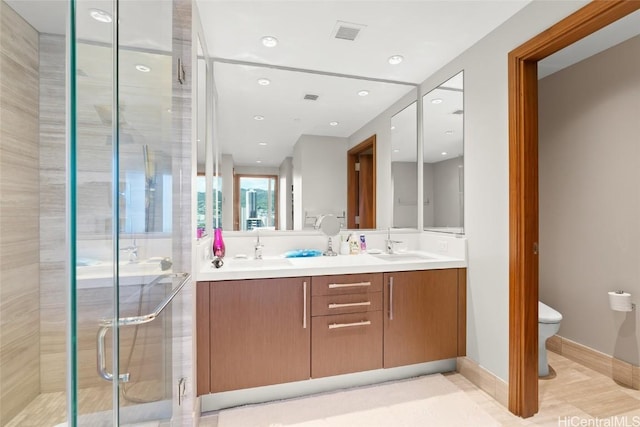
xmin=212 ymin=60 xmax=417 ymax=232
xmin=195 ymin=35 xmax=209 ymax=237
xmin=422 ymin=71 xmax=464 ymax=234
xmin=391 ymin=102 xmax=418 ymax=228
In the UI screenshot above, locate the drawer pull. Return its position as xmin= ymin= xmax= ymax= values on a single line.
xmin=328 ymin=320 xmax=372 ymax=329
xmin=328 ymin=281 xmax=371 ymax=289
xmin=328 ymin=301 xmax=371 ymax=309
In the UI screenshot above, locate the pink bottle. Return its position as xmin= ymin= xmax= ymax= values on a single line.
xmin=213 ymin=228 xmax=225 ymax=258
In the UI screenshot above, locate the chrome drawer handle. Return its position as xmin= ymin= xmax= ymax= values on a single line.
xmin=303 ymin=281 xmax=307 ymax=329
xmin=328 ymin=320 xmax=372 ymax=329
xmin=328 ymin=301 xmax=371 ymax=309
xmin=328 ymin=281 xmax=371 ymax=289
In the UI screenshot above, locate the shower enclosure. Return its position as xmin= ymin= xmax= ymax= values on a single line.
xmin=0 ymin=0 xmax=193 ymax=425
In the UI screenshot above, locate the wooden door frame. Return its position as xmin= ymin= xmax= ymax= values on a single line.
xmin=347 ymin=135 xmax=377 ymax=229
xmin=508 ymin=0 xmax=640 ymax=417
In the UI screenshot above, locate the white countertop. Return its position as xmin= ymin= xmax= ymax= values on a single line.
xmin=197 ymin=250 xmax=466 ymax=281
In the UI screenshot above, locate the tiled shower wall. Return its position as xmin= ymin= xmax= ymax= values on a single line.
xmin=38 ymin=33 xmax=67 ymax=394
xmin=0 ymin=1 xmax=40 ymax=424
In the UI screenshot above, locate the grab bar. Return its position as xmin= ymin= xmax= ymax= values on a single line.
xmin=97 ymin=272 xmax=190 ymax=382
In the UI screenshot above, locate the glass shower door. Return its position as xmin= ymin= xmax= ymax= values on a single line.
xmin=71 ymin=0 xmax=186 ymax=425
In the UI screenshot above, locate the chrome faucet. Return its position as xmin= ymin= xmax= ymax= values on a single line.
xmin=385 ymin=228 xmax=402 ymax=254
xmin=120 ymin=239 xmax=138 ymax=263
xmin=254 ymin=231 xmax=264 ymax=260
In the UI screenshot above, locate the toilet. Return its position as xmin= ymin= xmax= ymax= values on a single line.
xmin=538 ymin=301 xmax=562 ymax=377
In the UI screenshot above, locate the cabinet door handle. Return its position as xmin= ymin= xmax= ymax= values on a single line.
xmin=328 ymin=281 xmax=371 ymax=289
xmin=328 ymin=320 xmax=371 ymax=329
xmin=303 ymin=281 xmax=307 ymax=329
xmin=389 ymin=277 xmax=394 ymax=320
xmin=328 ymin=301 xmax=371 ymax=309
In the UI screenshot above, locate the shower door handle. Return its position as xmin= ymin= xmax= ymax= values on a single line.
xmin=97 ymin=326 xmax=130 ymax=382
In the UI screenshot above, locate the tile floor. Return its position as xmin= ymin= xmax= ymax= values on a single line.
xmin=200 ymin=351 xmax=640 ymax=426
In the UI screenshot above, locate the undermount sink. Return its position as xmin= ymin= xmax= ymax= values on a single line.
xmin=369 ymin=253 xmax=434 ymax=263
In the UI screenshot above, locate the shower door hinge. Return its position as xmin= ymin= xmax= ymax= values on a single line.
xmin=177 ymin=58 xmax=186 ymax=84
xmin=354 ymin=216 xmax=360 ymax=225
xmin=355 ymin=162 xmax=360 ymax=172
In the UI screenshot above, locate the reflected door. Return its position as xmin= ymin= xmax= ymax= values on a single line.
xmin=347 ymin=135 xmax=376 ymax=229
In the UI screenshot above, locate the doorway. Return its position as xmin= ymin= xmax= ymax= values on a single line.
xmin=347 ymin=135 xmax=376 ymax=229
xmin=508 ymin=0 xmax=640 ymax=418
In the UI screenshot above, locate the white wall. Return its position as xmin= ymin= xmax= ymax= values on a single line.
xmin=292 ymin=135 xmax=347 ymax=229
xmin=433 ymin=156 xmax=464 ymax=227
xmin=413 ymin=0 xmax=587 ymax=381
xmin=539 ymin=35 xmax=640 ymax=365
xmin=392 ymin=161 xmax=417 ymax=227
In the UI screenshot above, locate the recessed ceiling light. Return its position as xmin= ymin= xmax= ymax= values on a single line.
xmin=329 ymin=121 xmax=339 ymax=126
xmin=135 ymin=64 xmax=151 ymax=73
xmin=256 ymin=160 xmax=262 ymax=163
xmin=89 ymin=8 xmax=112 ymax=23
xmin=390 ymin=126 xmax=396 ymax=130
xmin=258 ymin=142 xmax=268 ymax=146
xmin=393 ymin=149 xmax=400 ymax=153
xmin=441 ymin=152 xmax=448 ymax=156
xmin=358 ymin=90 xmax=369 ymax=97
xmin=388 ymin=55 xmax=404 ymax=65
xmin=166 ymin=108 xmax=172 ymax=113
xmin=445 ymin=130 xmax=454 ymax=135
xmin=431 ymin=98 xmax=443 ymax=104
xmin=254 ymin=115 xmax=265 ymax=121
xmin=257 ymin=78 xmax=271 ymax=86
xmin=261 ymin=36 xmax=278 ymax=47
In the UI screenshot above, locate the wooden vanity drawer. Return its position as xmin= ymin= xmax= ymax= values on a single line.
xmin=311 ymin=311 xmax=383 ymax=378
xmin=312 ymin=292 xmax=382 ymax=316
xmin=311 ymin=273 xmax=382 ymax=296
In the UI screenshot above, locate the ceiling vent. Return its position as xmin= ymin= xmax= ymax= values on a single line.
xmin=452 ymin=109 xmax=464 ymax=115
xmin=304 ymin=94 xmax=319 ymax=101
xmin=332 ymin=21 xmax=366 ymax=41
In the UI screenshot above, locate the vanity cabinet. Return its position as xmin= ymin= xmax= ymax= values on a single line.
xmin=196 ymin=277 xmax=311 ymax=394
xmin=310 ymin=273 xmax=383 ymax=378
xmin=196 ymin=268 xmax=466 ymax=396
xmin=383 ymin=269 xmax=466 ymax=368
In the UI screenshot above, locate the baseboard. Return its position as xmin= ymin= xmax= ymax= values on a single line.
xmin=547 ymin=335 xmax=640 ymax=389
xmin=456 ymin=357 xmax=508 ymax=408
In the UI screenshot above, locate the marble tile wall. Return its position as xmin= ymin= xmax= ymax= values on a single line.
xmin=38 ymin=33 xmax=68 ymax=395
xmin=0 ymin=1 xmax=41 ymax=424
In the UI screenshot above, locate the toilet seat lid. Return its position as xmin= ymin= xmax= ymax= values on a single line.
xmin=539 ymin=301 xmax=562 ymax=323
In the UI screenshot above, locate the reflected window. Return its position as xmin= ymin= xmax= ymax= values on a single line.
xmin=234 ymin=175 xmax=278 ymax=231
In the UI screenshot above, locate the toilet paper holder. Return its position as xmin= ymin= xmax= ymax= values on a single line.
xmin=609 ymin=290 xmax=635 ymax=311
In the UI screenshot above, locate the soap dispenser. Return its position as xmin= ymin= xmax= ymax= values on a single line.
xmin=213 ymin=227 xmax=226 ymax=258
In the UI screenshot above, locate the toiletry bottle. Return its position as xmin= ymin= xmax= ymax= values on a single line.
xmin=340 ymin=235 xmax=350 ymax=255
xmin=213 ymin=228 xmax=226 ymax=258
xmin=359 ymin=234 xmax=367 ymax=252
xmin=349 ymin=232 xmax=360 ymax=254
